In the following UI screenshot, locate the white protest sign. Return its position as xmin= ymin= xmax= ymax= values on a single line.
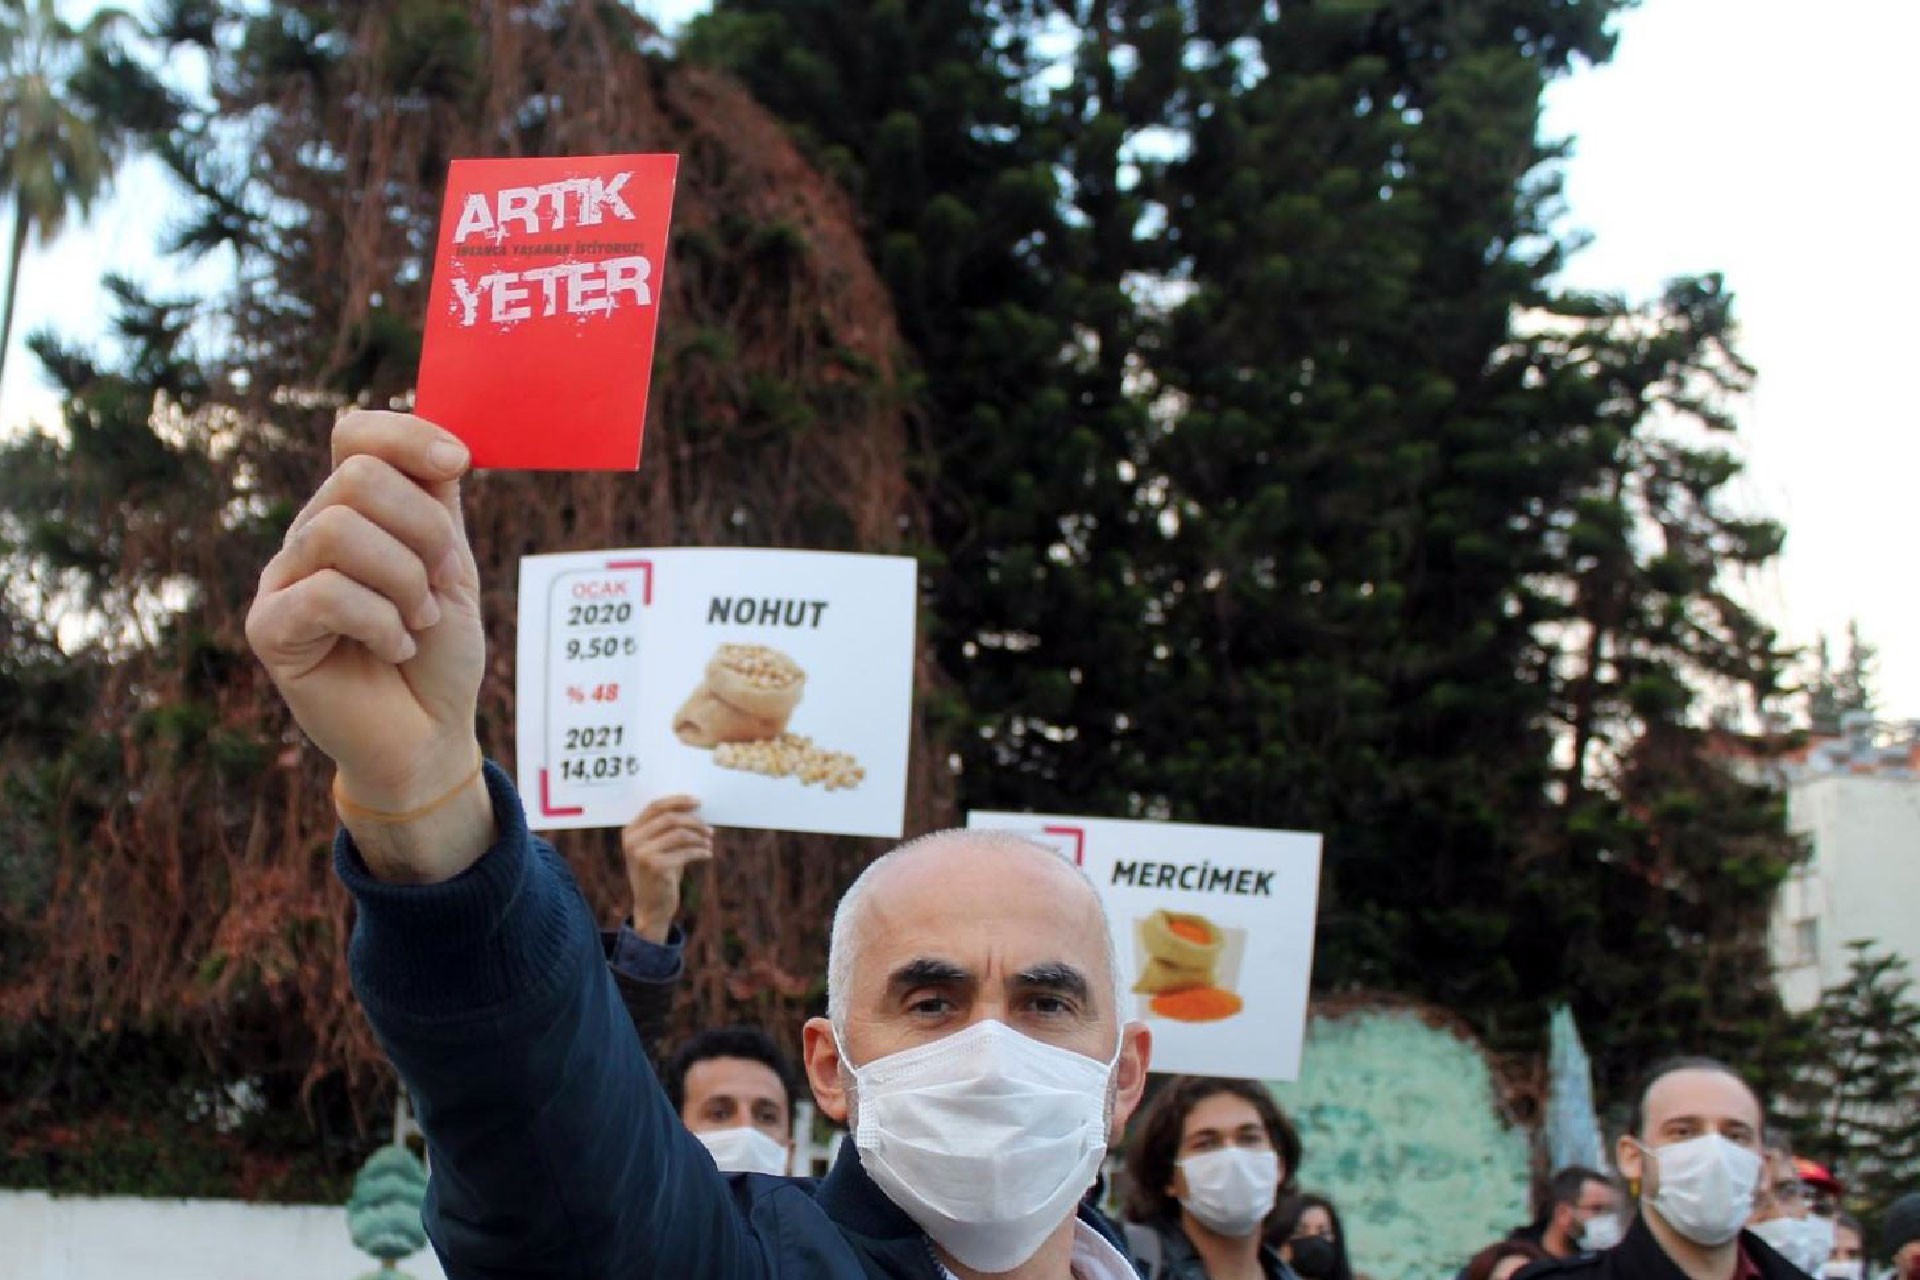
xmin=966 ymin=811 xmax=1323 ymax=1081
xmin=517 ymin=547 xmax=917 ymax=838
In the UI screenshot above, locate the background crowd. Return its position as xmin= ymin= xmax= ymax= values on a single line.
xmin=621 ymin=799 xmax=1920 ymax=1280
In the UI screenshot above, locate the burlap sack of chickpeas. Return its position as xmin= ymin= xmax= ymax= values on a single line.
xmin=1132 ymin=909 xmax=1223 ymax=994
xmin=673 ymin=644 xmax=807 ymax=748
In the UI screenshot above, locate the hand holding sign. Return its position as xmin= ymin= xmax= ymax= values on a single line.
xmin=246 ymin=412 xmax=494 ymax=883
xmin=621 ymin=795 xmax=713 ymax=943
xmin=417 ymin=153 xmax=679 ymax=471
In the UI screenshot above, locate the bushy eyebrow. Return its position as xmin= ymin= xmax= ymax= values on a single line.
xmin=1659 ymin=1114 xmax=1755 ymax=1133
xmin=1184 ymin=1121 xmax=1267 ymax=1147
xmin=886 ymin=956 xmax=972 ymax=1000
xmin=1014 ymin=961 xmax=1091 ymax=1006
xmin=884 ymin=958 xmax=1093 ymax=1003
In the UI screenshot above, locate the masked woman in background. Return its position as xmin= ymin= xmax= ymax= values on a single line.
xmin=1123 ymin=1076 xmax=1305 ymax=1280
xmin=1272 ymin=1193 xmax=1359 ymax=1280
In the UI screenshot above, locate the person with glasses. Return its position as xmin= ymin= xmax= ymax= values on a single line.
xmin=1751 ymin=1137 xmax=1834 ymax=1275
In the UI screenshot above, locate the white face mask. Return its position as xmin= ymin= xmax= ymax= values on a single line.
xmin=1641 ymin=1134 xmax=1762 ymax=1247
xmin=1754 ymin=1216 xmax=1837 ymax=1275
xmin=694 ymin=1125 xmax=791 ymax=1176
xmin=1580 ymin=1212 xmax=1625 ymax=1252
xmin=842 ymin=1019 xmax=1119 ymax=1274
xmin=1796 ymin=1216 xmax=1836 ymax=1274
xmin=1177 ymin=1147 xmax=1280 ymax=1238
xmin=1824 ymin=1260 xmax=1864 ymax=1280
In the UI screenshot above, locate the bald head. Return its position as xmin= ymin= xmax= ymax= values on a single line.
xmin=825 ymin=829 xmax=1121 ymax=1044
xmin=800 ymin=827 xmax=1154 ymax=1180
xmin=1628 ymin=1057 xmax=1763 ymax=1142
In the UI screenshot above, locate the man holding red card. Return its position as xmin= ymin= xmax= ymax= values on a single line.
xmin=247 ymin=412 xmax=1154 ymax=1280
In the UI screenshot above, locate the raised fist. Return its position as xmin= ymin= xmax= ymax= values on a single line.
xmin=246 ymin=411 xmax=491 ymax=881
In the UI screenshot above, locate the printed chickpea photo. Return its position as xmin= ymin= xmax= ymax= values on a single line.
xmin=670 ymin=644 xmax=868 ymax=792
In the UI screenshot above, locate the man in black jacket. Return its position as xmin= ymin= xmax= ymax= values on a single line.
xmin=245 ymin=413 xmax=1154 ymax=1280
xmin=1520 ymin=1058 xmax=1804 ymax=1280
xmin=1523 ymin=1167 xmax=1623 ymax=1260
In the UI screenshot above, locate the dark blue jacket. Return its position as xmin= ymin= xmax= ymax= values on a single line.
xmin=338 ymin=763 xmax=1132 ymax=1279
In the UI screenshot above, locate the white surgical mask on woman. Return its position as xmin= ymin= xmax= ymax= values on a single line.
xmin=841 ymin=1019 xmax=1120 ymax=1274
xmin=694 ymin=1125 xmax=791 ymax=1177
xmin=1823 ymin=1260 xmax=1865 ymax=1280
xmin=1177 ymin=1146 xmax=1280 ymax=1238
xmin=1640 ymin=1134 xmax=1763 ymax=1246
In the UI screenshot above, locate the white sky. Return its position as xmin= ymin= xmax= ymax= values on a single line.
xmin=4 ymin=0 xmax=1915 ymax=717
xmin=1539 ymin=0 xmax=1920 ymax=719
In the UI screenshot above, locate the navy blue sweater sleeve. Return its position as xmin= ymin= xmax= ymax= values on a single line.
xmin=607 ymin=922 xmax=684 ymax=983
xmin=337 ymin=762 xmax=773 ymax=1280
xmin=601 ymin=923 xmax=683 ymax=1062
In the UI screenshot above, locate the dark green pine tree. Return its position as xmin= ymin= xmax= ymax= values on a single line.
xmin=1567 ymin=720 xmax=1811 ymax=1105
xmin=1791 ymin=942 xmax=1920 ymax=1232
xmin=1805 ymin=621 xmax=1878 ymax=736
xmin=688 ymin=0 xmax=1808 ymax=1098
xmin=1119 ymin=2 xmax=1627 ymax=1016
xmin=683 ymin=0 xmax=1160 ymax=814
xmin=1517 ymin=276 xmax=1808 ymax=1100
xmin=1019 ymin=5 xmax=1805 ymax=1095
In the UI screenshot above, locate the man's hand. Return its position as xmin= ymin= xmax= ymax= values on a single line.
xmin=246 ymin=411 xmax=493 ymax=883
xmin=621 ymin=796 xmax=713 ymax=942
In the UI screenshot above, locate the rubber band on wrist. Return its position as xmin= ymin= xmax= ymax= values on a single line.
xmin=333 ymin=752 xmax=486 ymax=825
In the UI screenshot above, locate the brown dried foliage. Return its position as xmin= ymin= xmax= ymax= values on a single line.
xmin=2 ymin=2 xmax=947 ymax=1124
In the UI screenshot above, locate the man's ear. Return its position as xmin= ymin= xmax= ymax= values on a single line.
xmin=1617 ymin=1134 xmax=1645 ymax=1194
xmin=803 ymin=1017 xmax=849 ymax=1124
xmin=1107 ymin=1021 xmax=1154 ymax=1146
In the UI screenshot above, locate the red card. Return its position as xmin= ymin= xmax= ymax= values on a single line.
xmin=415 ymin=154 xmax=679 ymax=470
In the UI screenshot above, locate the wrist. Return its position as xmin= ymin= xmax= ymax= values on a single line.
xmin=342 ymin=759 xmax=496 ymax=885
xmin=627 ymin=879 xmax=677 ymax=944
xmin=333 ymin=734 xmax=485 ymax=814
xmin=627 ymin=900 xmax=674 ymax=945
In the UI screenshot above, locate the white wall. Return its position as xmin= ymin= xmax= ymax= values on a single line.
xmin=0 ymin=1190 xmax=447 ymax=1280
xmin=1772 ymin=774 xmax=1920 ymax=1011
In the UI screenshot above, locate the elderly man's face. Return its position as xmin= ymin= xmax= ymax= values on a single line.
xmin=801 ymin=839 xmax=1150 ymax=1136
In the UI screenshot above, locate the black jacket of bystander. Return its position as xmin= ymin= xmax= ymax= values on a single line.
xmin=1516 ymin=1217 xmax=1807 ymax=1280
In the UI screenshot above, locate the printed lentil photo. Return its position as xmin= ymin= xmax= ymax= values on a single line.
xmin=1132 ymin=909 xmax=1248 ymax=1023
